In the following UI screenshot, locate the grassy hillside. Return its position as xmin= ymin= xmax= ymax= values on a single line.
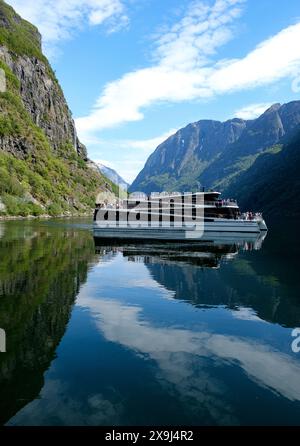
xmin=0 ymin=0 xmax=57 ymax=82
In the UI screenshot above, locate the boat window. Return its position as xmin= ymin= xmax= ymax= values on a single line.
xmin=93 ymin=209 xmax=99 ymax=221
xmin=159 ymin=199 xmax=162 ymax=223
xmin=170 ymin=200 xmax=174 ymax=223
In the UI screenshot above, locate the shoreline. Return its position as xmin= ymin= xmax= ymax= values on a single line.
xmin=0 ymin=213 xmax=93 ymax=221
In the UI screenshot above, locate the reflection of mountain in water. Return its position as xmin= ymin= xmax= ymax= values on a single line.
xmin=95 ymin=231 xmax=300 ymax=328
xmin=144 ymin=251 xmax=299 ymax=328
xmin=0 ymin=223 xmax=97 ymax=425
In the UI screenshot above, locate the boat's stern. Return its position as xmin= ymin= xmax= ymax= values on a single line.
xmin=259 ymin=219 xmax=268 ymax=231
xmin=257 ymin=216 xmax=268 ymax=232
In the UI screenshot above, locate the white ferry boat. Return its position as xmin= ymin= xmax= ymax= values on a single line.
xmin=93 ymin=191 xmax=267 ymax=241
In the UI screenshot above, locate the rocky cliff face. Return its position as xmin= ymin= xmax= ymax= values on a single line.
xmin=0 ymin=4 xmax=86 ymax=159
xmin=0 ymin=0 xmax=109 ymax=216
xmin=130 ymin=101 xmax=300 ymax=195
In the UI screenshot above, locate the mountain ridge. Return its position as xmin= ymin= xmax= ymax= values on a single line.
xmin=130 ymin=101 xmax=300 ymax=204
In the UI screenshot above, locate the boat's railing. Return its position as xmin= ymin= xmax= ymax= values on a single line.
xmin=241 ymin=212 xmax=263 ymax=221
xmin=204 ymin=200 xmax=238 ymax=207
xmin=99 ymin=199 xmax=238 ymax=210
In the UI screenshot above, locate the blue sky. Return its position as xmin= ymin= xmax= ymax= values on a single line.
xmin=7 ymin=0 xmax=300 ymax=182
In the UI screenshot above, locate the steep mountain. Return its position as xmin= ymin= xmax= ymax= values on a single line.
xmin=201 ymin=102 xmax=300 ymax=191
xmin=96 ymin=162 xmax=129 ymax=191
xmin=130 ymin=118 xmax=248 ymax=193
xmin=130 ymin=101 xmax=300 ymax=198
xmin=0 ymin=0 xmax=111 ymax=216
xmin=224 ymin=130 xmax=300 ymax=217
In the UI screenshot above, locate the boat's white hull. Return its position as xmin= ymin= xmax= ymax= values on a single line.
xmin=93 ymin=218 xmax=267 ymax=241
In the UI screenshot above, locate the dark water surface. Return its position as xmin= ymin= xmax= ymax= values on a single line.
xmin=0 ymin=218 xmax=300 ymax=426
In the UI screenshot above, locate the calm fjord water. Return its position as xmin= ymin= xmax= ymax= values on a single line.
xmin=0 ymin=219 xmax=300 ymax=426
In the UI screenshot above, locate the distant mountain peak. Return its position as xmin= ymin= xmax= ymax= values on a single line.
xmin=95 ymin=162 xmax=129 ymax=190
xmin=264 ymin=103 xmax=281 ymax=114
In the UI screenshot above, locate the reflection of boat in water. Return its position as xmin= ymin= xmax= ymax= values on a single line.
xmin=94 ymin=232 xmax=267 ymax=268
xmin=94 ymin=191 xmax=268 ymax=241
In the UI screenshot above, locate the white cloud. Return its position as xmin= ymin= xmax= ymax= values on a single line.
xmin=209 ymin=23 xmax=300 ymax=92
xmin=6 ymin=0 xmax=128 ymax=56
xmin=234 ymin=102 xmax=273 ymax=120
xmin=76 ymin=0 xmax=245 ymax=134
xmin=76 ymin=0 xmax=300 ymax=138
xmin=153 ymin=0 xmax=244 ymax=70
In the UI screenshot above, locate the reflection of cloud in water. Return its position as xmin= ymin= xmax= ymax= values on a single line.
xmin=7 ymin=379 xmax=124 ymax=426
xmin=230 ymin=307 xmax=264 ymax=322
xmin=80 ymin=297 xmax=300 ymax=405
xmin=94 ymin=251 xmax=119 ymax=267
xmin=208 ymin=335 xmax=300 ymax=401
xmin=78 ymin=298 xmax=237 ymax=425
xmin=124 ymin=278 xmax=166 ymax=289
